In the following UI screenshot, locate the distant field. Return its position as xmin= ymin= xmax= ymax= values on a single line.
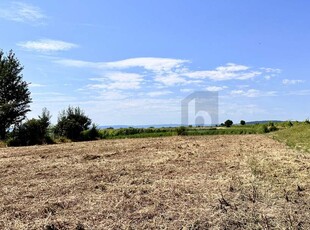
xmin=98 ymin=123 xmax=277 ymax=140
xmin=0 ymin=135 xmax=309 ymax=229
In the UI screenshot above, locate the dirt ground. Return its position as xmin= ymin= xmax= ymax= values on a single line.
xmin=0 ymin=135 xmax=309 ymax=229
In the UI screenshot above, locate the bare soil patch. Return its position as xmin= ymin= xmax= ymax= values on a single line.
xmin=0 ymin=135 xmax=309 ymax=229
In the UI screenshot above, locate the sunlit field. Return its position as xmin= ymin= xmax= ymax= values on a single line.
xmin=1 ymin=135 xmax=309 ymax=229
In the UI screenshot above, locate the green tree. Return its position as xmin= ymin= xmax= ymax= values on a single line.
xmin=224 ymin=119 xmax=233 ymax=127
xmin=240 ymin=120 xmax=246 ymax=126
xmin=54 ymin=106 xmax=91 ymax=141
xmin=0 ymin=50 xmax=31 ymax=139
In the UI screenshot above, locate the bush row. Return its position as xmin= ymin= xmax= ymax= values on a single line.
xmin=7 ymin=107 xmax=100 ymax=146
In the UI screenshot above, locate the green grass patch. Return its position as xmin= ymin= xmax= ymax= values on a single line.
xmin=271 ymin=123 xmax=310 ymax=152
xmin=187 ymin=128 xmax=260 ymax=135
xmin=97 ymin=123 xmax=279 ymax=140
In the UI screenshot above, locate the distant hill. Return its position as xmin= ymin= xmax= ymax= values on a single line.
xmin=99 ymin=121 xmax=285 ymax=129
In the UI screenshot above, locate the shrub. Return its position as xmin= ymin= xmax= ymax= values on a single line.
xmin=176 ymin=126 xmax=188 ymax=136
xmin=287 ymin=121 xmax=293 ymax=127
xmin=54 ymin=106 xmax=91 ymax=141
xmin=257 ymin=123 xmax=278 ymax=134
xmin=99 ymin=129 xmax=110 ymax=139
xmin=240 ymin=120 xmax=246 ymax=126
xmin=268 ymin=122 xmax=278 ymax=132
xmin=7 ymin=108 xmax=52 ymax=146
xmin=258 ymin=125 xmax=269 ymax=134
xmin=80 ymin=124 xmax=100 ymax=141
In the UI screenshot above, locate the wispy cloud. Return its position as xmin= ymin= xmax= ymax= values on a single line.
xmin=56 ymin=57 xmax=195 ymax=87
xmin=180 ymin=88 xmax=194 ymax=93
xmin=185 ymin=63 xmax=261 ymax=81
xmin=205 ymin=86 xmax=227 ymax=92
xmin=88 ymin=72 xmax=144 ymax=90
xmin=260 ymin=67 xmax=281 ymax=74
xmin=18 ymin=39 xmax=78 ymax=53
xmin=29 ymin=83 xmax=46 ymax=88
xmin=54 ymin=59 xmax=97 ymax=68
xmin=146 ymin=90 xmax=172 ymax=97
xmin=54 ymin=57 xmax=283 ymax=104
xmin=282 ymin=79 xmax=305 ymax=85
xmin=154 ymin=74 xmax=189 ymax=86
xmin=231 ymin=89 xmax=277 ymax=97
xmin=0 ymin=2 xmax=46 ymax=24
xmin=105 ymin=57 xmax=189 ymax=73
xmin=55 ymin=58 xmax=279 ymax=89
xmin=55 ymin=57 xmax=188 ymax=72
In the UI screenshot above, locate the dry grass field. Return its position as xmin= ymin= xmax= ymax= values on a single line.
xmin=0 ymin=135 xmax=309 ymax=229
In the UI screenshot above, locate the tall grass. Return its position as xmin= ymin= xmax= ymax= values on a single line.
xmin=271 ymin=122 xmax=310 ymax=152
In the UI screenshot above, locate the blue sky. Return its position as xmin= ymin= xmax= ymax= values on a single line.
xmin=1 ymin=0 xmax=310 ymax=125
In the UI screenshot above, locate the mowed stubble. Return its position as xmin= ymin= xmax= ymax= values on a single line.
xmin=0 ymin=135 xmax=309 ymax=229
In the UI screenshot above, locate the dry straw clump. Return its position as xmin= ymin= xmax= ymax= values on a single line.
xmin=0 ymin=135 xmax=309 ymax=229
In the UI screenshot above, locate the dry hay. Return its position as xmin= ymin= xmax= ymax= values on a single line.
xmin=0 ymin=135 xmax=309 ymax=229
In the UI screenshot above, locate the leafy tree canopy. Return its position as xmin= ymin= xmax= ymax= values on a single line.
xmin=224 ymin=119 xmax=233 ymax=127
xmin=0 ymin=50 xmax=31 ymax=139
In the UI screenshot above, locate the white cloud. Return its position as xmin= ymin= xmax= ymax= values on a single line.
xmin=231 ymin=89 xmax=277 ymax=97
xmin=146 ymin=90 xmax=172 ymax=97
xmin=260 ymin=67 xmax=282 ymax=74
xmin=180 ymin=88 xmax=194 ymax=93
xmin=216 ymin=63 xmax=250 ymax=72
xmin=56 ymin=57 xmax=188 ymax=72
xmin=18 ymin=39 xmax=78 ymax=52
xmin=282 ymin=79 xmax=305 ymax=85
xmin=154 ymin=74 xmax=189 ymax=86
xmin=105 ymin=57 xmax=189 ymax=73
xmin=205 ymin=86 xmax=227 ymax=92
xmin=55 ymin=58 xmax=282 ymax=90
xmin=231 ymin=89 xmax=258 ymax=97
xmin=0 ymin=2 xmax=46 ymax=24
xmin=88 ymin=72 xmax=144 ymax=90
xmin=185 ymin=63 xmax=261 ymax=81
xmin=29 ymin=83 xmax=46 ymax=88
xmin=56 ymin=57 xmax=195 ymax=87
xmin=55 ymin=57 xmax=283 ymax=94
xmin=54 ymin=59 xmax=98 ymax=68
